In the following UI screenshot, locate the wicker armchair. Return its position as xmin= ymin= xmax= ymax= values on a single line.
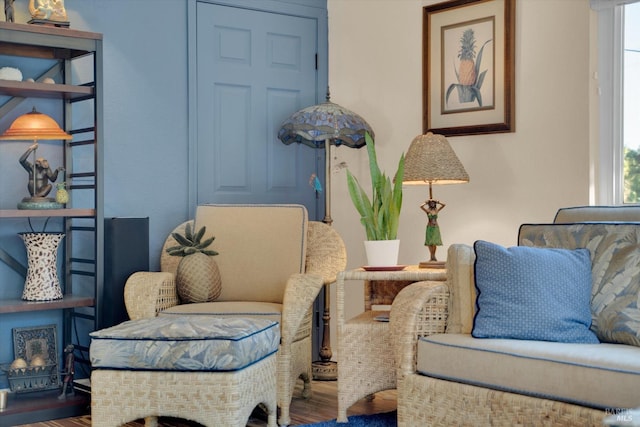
xmin=391 ymin=206 xmax=640 ymax=426
xmin=123 ymin=205 xmax=346 ymax=427
xmin=390 ymin=245 xmax=609 ymax=426
xmin=390 ymin=242 xmax=640 ymax=427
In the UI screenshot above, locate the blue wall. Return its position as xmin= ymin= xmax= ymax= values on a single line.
xmin=0 ymin=0 xmax=192 ymax=388
xmin=0 ymin=0 xmax=327 ymax=387
xmin=67 ymin=0 xmax=327 ymax=269
xmin=70 ymin=0 xmax=192 ymax=268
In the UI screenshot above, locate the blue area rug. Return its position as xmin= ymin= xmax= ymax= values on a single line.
xmin=300 ymin=411 xmax=397 ymax=427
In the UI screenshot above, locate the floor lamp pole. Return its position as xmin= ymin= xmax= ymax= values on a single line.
xmin=322 ymin=141 xmax=333 ymax=226
xmin=312 ymin=141 xmax=338 ymax=380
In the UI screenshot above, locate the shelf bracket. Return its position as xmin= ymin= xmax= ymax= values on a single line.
xmin=0 ymin=62 xmax=63 ymax=114
xmin=0 ymin=247 xmax=27 ymax=278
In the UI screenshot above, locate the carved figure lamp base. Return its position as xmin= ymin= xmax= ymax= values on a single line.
xmin=28 ymin=18 xmax=69 ymax=27
xmin=18 ymin=197 xmax=63 ymax=210
xmin=312 ymin=360 xmax=337 ymax=381
xmin=419 ymin=260 xmax=446 ymax=269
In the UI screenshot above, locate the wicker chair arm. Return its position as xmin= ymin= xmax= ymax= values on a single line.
xmin=281 ymin=273 xmax=324 ymax=345
xmin=390 ymin=280 xmax=449 ymax=378
xmin=124 ymin=271 xmax=179 ymax=320
xmin=305 ymin=221 xmax=347 ymax=285
xmin=445 ymin=243 xmax=476 ymax=334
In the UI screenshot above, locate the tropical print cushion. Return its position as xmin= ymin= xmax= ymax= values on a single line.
xmin=90 ymin=316 xmax=279 ymax=371
xmin=519 ymin=223 xmax=640 ymax=347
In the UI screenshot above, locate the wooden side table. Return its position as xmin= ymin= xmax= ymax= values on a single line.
xmin=336 ymin=266 xmax=446 ymax=422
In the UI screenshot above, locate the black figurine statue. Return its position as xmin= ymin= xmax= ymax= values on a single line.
xmin=20 ymin=143 xmax=64 ymax=198
xmin=58 ymin=344 xmax=75 ymax=400
xmin=18 ymin=143 xmax=65 ymax=209
xmin=4 ymin=0 xmax=14 ymax=22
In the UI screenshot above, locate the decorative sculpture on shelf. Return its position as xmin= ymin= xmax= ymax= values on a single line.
xmin=55 ymin=182 xmax=69 ymax=205
xmin=0 ymin=107 xmax=73 ymax=209
xmin=19 ymin=143 xmax=65 ymax=209
xmin=58 ymin=344 xmax=75 ymax=400
xmin=4 ymin=0 xmax=14 ymax=22
xmin=20 ymin=231 xmax=65 ymax=300
xmin=28 ymin=0 xmax=69 ymax=27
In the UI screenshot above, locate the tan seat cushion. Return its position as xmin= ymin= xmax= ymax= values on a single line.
xmin=417 ymin=333 xmax=640 ymax=410
xmin=162 ymin=301 xmax=282 ymax=323
xmin=161 ymin=300 xmax=311 ymax=343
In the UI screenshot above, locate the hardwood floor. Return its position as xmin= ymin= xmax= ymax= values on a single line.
xmin=17 ymin=380 xmax=397 ymax=427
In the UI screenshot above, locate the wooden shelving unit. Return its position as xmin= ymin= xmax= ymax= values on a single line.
xmin=0 ymin=389 xmax=90 ymax=426
xmin=0 ymin=79 xmax=93 ymax=100
xmin=0 ymin=296 xmax=95 ymax=314
xmin=0 ymin=21 xmax=103 ymax=425
xmin=0 ymin=209 xmax=95 ymax=218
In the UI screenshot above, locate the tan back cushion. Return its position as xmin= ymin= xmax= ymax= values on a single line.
xmin=554 ymin=206 xmax=640 ymax=223
xmin=194 ymin=204 xmax=308 ymax=303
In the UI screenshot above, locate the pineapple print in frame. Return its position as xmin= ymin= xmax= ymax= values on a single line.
xmin=166 ymin=223 xmax=222 ymax=303
xmin=443 ymin=18 xmax=494 ymax=112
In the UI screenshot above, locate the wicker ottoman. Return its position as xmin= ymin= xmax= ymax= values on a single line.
xmin=89 ymin=316 xmax=279 ymax=427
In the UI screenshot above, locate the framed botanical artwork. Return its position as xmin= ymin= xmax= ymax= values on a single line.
xmin=423 ymin=0 xmax=515 ymax=136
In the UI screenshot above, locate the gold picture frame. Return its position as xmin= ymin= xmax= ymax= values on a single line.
xmin=423 ymin=0 xmax=515 ymax=136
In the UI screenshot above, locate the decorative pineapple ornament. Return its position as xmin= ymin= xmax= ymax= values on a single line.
xmin=55 ymin=182 xmax=69 ymax=205
xmin=166 ymin=223 xmax=222 ymax=303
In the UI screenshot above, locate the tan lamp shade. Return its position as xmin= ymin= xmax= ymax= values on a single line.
xmin=0 ymin=107 xmax=72 ymax=141
xmin=403 ymin=132 xmax=469 ymax=185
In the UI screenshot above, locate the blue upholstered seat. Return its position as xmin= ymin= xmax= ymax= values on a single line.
xmin=90 ymin=315 xmax=279 ymax=372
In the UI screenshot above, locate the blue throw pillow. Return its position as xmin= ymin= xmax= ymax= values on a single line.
xmin=472 ymin=240 xmax=599 ymax=343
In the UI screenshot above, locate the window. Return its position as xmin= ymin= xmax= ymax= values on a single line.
xmin=595 ymin=0 xmax=640 ymax=204
xmin=623 ymin=3 xmax=640 ymax=202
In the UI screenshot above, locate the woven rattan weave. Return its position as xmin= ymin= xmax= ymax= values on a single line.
xmin=121 ymin=214 xmax=346 ymax=427
xmin=390 ymin=278 xmax=607 ymax=426
xmin=91 ymin=355 xmax=277 ymax=427
xmin=336 ymin=266 xmax=446 ymax=423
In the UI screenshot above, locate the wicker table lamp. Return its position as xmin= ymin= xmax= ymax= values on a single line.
xmin=403 ymin=132 xmax=469 ymax=268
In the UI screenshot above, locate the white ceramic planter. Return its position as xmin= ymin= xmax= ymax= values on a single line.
xmin=364 ymin=239 xmax=400 ymax=266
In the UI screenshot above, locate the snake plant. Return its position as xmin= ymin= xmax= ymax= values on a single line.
xmin=346 ymin=132 xmax=404 ymax=241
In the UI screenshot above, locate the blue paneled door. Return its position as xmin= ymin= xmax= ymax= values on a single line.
xmin=196 ymin=2 xmax=321 ymax=219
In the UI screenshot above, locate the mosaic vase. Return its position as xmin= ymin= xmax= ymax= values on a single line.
xmin=20 ymin=232 xmax=65 ymax=301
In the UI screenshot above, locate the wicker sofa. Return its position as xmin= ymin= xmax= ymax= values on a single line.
xmin=391 ymin=207 xmax=640 ymax=426
xmin=122 ymin=204 xmax=346 ymax=427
